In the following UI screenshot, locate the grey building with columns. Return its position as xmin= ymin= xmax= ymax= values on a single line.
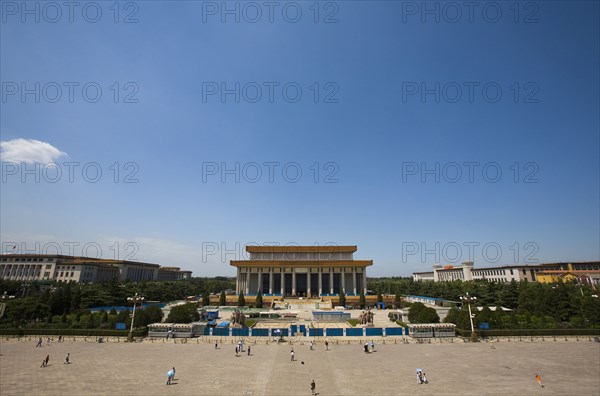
xmin=230 ymin=245 xmax=373 ymax=297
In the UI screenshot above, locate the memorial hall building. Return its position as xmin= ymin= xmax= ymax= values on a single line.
xmin=230 ymin=245 xmax=373 ymax=297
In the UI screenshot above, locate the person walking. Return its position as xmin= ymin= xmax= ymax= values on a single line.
xmin=310 ymin=341 xmax=314 ymax=350
xmin=370 ymin=340 xmax=375 ymax=351
xmin=235 ymin=346 xmax=239 ymax=357
xmin=325 ymin=341 xmax=329 ymax=351
xmin=291 ymin=350 xmax=295 ymax=361
xmin=166 ymin=368 xmax=175 ymax=385
xmin=311 ymin=379 xmax=316 ymax=396
xmin=535 ymin=373 xmax=544 ymax=388
xmin=215 ymin=342 xmax=218 ymax=349
xmin=63 ymin=353 xmax=70 ymax=364
xmin=44 ymin=355 xmax=49 ymax=367
xmin=247 ymin=345 xmax=251 ymax=356
xmin=36 ymin=337 xmax=42 ymax=347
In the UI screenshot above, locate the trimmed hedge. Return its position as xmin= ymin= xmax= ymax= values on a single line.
xmin=456 ymin=328 xmax=600 ymax=337
xmin=0 ymin=328 xmax=148 ymax=337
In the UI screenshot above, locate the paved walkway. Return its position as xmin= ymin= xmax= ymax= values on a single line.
xmin=1 ymin=338 xmax=598 ymax=395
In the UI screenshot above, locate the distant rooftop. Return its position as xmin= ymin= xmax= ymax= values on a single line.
xmin=246 ymin=245 xmax=357 ymax=253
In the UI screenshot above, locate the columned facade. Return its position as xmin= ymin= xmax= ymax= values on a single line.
xmin=230 ymin=245 xmax=373 ymax=297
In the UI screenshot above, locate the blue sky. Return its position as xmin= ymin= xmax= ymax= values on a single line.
xmin=1 ymin=1 xmax=599 ymax=276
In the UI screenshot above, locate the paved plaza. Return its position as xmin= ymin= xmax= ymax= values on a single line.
xmin=1 ymin=337 xmax=599 ymax=395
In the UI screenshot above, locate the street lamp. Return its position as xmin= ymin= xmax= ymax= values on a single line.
xmin=127 ymin=293 xmax=144 ymax=342
xmin=0 ymin=291 xmax=7 ymax=319
xmin=459 ymin=292 xmax=477 ymax=341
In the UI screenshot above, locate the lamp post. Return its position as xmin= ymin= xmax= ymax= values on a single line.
xmin=127 ymin=293 xmax=144 ymax=342
xmin=0 ymin=291 xmax=7 ymax=319
xmin=459 ymin=292 xmax=477 ymax=341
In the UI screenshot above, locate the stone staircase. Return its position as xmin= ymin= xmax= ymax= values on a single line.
xmin=282 ymin=298 xmax=323 ymax=310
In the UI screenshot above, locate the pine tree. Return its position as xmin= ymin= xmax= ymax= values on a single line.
xmin=359 ymin=291 xmax=366 ymax=308
xmin=255 ymin=289 xmax=263 ymax=308
xmin=219 ymin=291 xmax=226 ymax=306
xmin=201 ymin=293 xmax=210 ymax=307
xmin=71 ymin=287 xmax=81 ymax=312
xmin=394 ymin=293 xmax=401 ymax=308
xmin=338 ymin=290 xmax=346 ymax=307
xmin=238 ymin=292 xmax=245 ymax=307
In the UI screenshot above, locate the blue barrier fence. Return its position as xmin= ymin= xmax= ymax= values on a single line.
xmin=213 ymin=327 xmax=229 ymax=336
xmin=326 ymin=328 xmax=343 ymax=337
xmin=205 ymin=327 xmax=408 ymax=337
xmin=232 ymin=328 xmax=249 ymax=337
xmin=366 ymin=328 xmax=383 ymax=336
xmin=346 ymin=328 xmax=363 ymax=336
xmin=386 ymin=327 xmax=403 ymax=336
xmin=309 ymin=328 xmax=324 ymax=337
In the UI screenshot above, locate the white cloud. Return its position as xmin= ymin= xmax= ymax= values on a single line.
xmin=0 ymin=138 xmax=67 ymax=164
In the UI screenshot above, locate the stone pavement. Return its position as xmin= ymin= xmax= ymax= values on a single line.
xmin=1 ymin=337 xmax=599 ymax=395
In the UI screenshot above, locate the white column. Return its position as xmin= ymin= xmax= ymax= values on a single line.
xmin=269 ymin=269 xmax=273 ymax=295
xmin=307 ymin=270 xmax=312 ymax=297
xmin=281 ymin=270 xmax=285 ymax=295
xmin=329 ymin=268 xmax=334 ymax=294
xmin=362 ymin=269 xmax=367 ymax=294
xmin=236 ymin=268 xmax=240 ymax=294
xmin=245 ymin=270 xmax=250 ymax=295
xmin=292 ymin=271 xmax=296 ymax=296
xmin=352 ymin=269 xmax=357 ymax=295
xmin=318 ymin=271 xmax=322 ymax=296
xmin=341 ymin=268 xmax=346 ymax=293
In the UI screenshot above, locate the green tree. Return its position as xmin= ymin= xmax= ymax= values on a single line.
xmin=417 ymin=307 xmax=440 ymax=323
xmin=238 ymin=292 xmax=245 ymax=307
xmin=219 ymin=291 xmax=226 ymax=306
xmin=201 ymin=293 xmax=210 ymax=307
xmin=48 ymin=288 xmax=65 ymax=315
xmin=408 ymin=302 xmax=426 ymax=323
xmin=582 ymin=295 xmax=600 ymax=324
xmin=444 ymin=307 xmax=470 ymax=329
xmin=394 ymin=293 xmax=401 ymax=308
xmin=166 ymin=303 xmax=200 ymax=323
xmin=359 ymin=291 xmax=366 ymax=309
xmin=338 ymin=290 xmax=346 ymax=307
xmin=142 ymin=305 xmax=164 ymax=324
xmin=255 ymin=289 xmax=263 ymax=309
xmin=63 ymin=283 xmax=72 ymax=312
xmin=100 ymin=310 xmax=109 ymax=324
xmin=86 ymin=314 xmax=96 ymax=329
xmin=71 ymin=287 xmax=81 ymax=312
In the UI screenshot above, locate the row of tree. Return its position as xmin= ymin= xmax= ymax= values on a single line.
xmin=1 ymin=296 xmax=164 ymax=329
xmin=368 ymin=278 xmax=600 ymax=326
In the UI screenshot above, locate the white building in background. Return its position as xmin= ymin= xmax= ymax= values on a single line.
xmin=0 ymin=254 xmax=192 ymax=283
xmin=412 ymin=261 xmax=600 ymax=283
